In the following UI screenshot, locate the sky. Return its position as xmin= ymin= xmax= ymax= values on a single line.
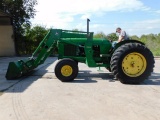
xmin=31 ymin=0 xmax=160 ymax=36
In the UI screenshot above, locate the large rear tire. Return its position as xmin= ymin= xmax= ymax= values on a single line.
xmin=110 ymin=43 xmax=154 ymax=84
xmin=55 ymin=58 xmax=78 ymax=82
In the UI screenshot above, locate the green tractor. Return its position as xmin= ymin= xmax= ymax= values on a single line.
xmin=6 ymin=19 xmax=154 ymax=84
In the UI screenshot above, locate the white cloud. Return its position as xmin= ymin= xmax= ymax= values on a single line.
xmin=81 ymin=14 xmax=91 ymax=20
xmin=31 ymin=0 xmax=160 ymax=36
xmin=155 ymin=10 xmax=160 ymax=14
xmin=79 ymin=19 xmax=160 ymax=36
xmin=32 ymin=0 xmax=148 ymax=28
xmin=126 ymin=19 xmax=160 ymax=36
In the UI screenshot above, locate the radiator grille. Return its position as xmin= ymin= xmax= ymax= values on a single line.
xmin=64 ymin=44 xmax=77 ymax=56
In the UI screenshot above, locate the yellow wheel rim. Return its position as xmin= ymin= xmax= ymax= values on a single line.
xmin=61 ymin=65 xmax=73 ymax=77
xmin=122 ymin=52 xmax=147 ymax=77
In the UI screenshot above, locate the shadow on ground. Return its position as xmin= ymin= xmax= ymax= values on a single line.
xmin=0 ymin=68 xmax=115 ymax=93
xmin=72 ymin=70 xmax=116 ymax=83
xmin=1 ymin=66 xmax=160 ymax=93
xmin=142 ymin=72 xmax=160 ymax=85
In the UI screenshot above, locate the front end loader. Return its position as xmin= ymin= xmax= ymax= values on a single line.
xmin=5 ymin=19 xmax=155 ymax=84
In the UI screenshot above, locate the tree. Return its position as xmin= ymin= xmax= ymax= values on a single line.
xmin=130 ymin=35 xmax=139 ymax=40
xmin=140 ymin=35 xmax=147 ymax=43
xmin=94 ymin=32 xmax=106 ymax=38
xmin=22 ymin=25 xmax=49 ymax=54
xmin=106 ymin=33 xmax=118 ymax=41
xmin=72 ymin=29 xmax=79 ymax=31
xmin=0 ymin=0 xmax=37 ymax=55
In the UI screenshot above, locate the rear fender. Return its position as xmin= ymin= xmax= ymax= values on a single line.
xmin=113 ymin=39 xmax=145 ymax=52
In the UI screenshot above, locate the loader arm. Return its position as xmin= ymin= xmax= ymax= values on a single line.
xmin=5 ymin=29 xmax=62 ymax=80
xmin=32 ymin=29 xmax=61 ymax=66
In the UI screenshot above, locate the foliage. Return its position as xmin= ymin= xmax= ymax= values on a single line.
xmin=130 ymin=35 xmax=140 ymax=40
xmin=0 ymin=0 xmax=37 ymax=55
xmin=106 ymin=33 xmax=118 ymax=41
xmin=72 ymin=29 xmax=79 ymax=31
xmin=94 ymin=32 xmax=160 ymax=56
xmin=128 ymin=33 xmax=160 ymax=56
xmin=94 ymin=32 xmax=106 ymax=38
xmin=94 ymin=32 xmax=118 ymax=41
xmin=21 ymin=25 xmax=49 ymax=54
xmin=139 ymin=34 xmax=160 ymax=56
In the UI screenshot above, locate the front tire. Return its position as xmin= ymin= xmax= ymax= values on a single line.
xmin=54 ymin=58 xmax=78 ymax=82
xmin=110 ymin=43 xmax=154 ymax=84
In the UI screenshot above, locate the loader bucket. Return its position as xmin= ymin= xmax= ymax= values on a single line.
xmin=5 ymin=59 xmax=36 ymax=80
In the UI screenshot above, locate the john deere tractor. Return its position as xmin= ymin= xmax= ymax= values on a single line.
xmin=6 ymin=19 xmax=154 ymax=84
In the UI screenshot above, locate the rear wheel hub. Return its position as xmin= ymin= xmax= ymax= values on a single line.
xmin=122 ymin=52 xmax=147 ymax=77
